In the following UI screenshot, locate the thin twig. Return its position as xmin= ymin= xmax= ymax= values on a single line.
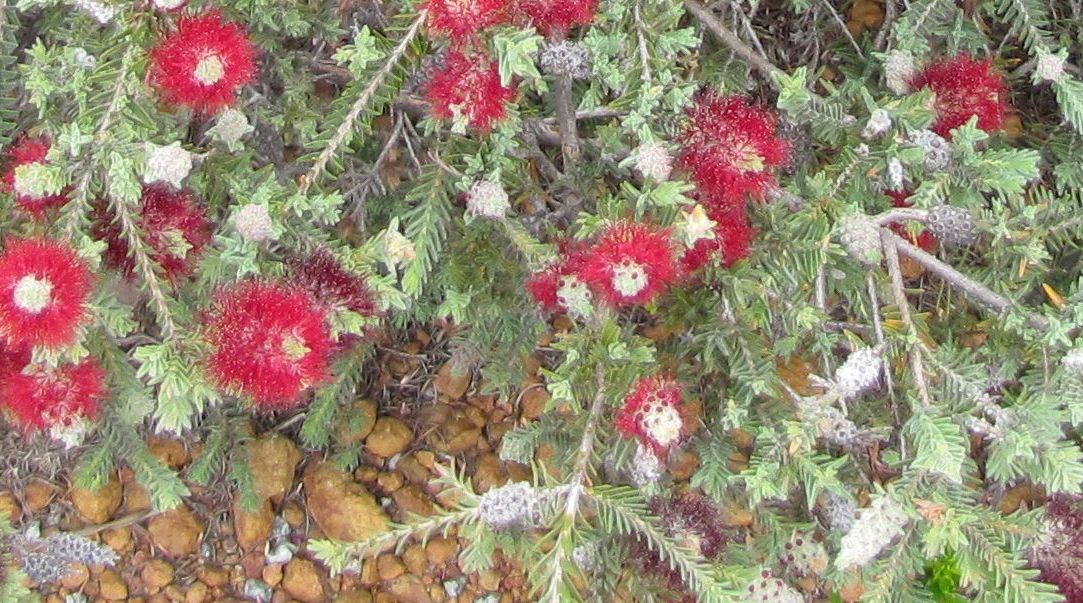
xmin=881 ymin=231 xmax=933 ymax=408
xmin=299 ymin=10 xmax=428 ymax=195
xmin=634 ymin=1 xmax=653 ymax=84
xmin=73 ymin=510 xmax=157 ymax=537
xmin=553 ymin=73 xmax=581 ymax=169
xmin=819 ymin=0 xmax=865 ymax=57
xmin=684 ymin=0 xmax=781 ymax=86
xmin=875 ymin=208 xmax=928 ymax=226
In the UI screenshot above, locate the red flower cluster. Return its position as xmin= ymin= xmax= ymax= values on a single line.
xmin=426 ymin=50 xmax=516 ymax=132
xmin=202 ymin=281 xmax=334 ymax=409
xmin=633 ymin=492 xmax=732 ymax=601
xmin=615 ymin=374 xmax=685 ymax=458
xmin=526 ymin=222 xmax=681 ymax=312
xmin=288 ymin=249 xmax=379 ymax=318
xmin=427 ymin=0 xmax=513 ymax=41
xmin=675 ymin=91 xmax=791 ymax=269
xmin=92 ymin=184 xmax=212 ymax=283
xmin=0 ymin=238 xmax=92 ymax=349
xmin=1 ymin=360 xmax=106 ymax=431
xmin=149 ymin=11 xmax=258 ymax=114
xmin=1 ymin=136 xmax=69 ymax=217
xmin=1029 ymin=494 xmax=1083 ymax=600
xmin=909 ymin=54 xmax=1010 ymax=139
xmin=518 ymin=0 xmax=599 ymax=37
xmin=885 ymin=190 xmax=937 ymax=251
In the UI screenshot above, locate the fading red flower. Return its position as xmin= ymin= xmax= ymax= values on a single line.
xmin=633 ymin=491 xmax=732 ymax=598
xmin=676 ymin=91 xmax=791 ymax=201
xmin=680 ymin=203 xmax=755 ymax=272
xmin=0 ymin=238 xmax=92 ymax=349
xmin=427 ymin=0 xmax=512 ymax=40
xmin=148 ymin=11 xmax=258 ymax=114
xmin=615 ymin=375 xmax=685 ymax=457
xmin=1030 ymin=494 xmax=1083 ymax=601
xmin=910 ymin=54 xmax=1010 ymax=139
xmin=526 ymin=240 xmax=590 ymax=312
xmin=518 ymin=0 xmax=599 ymax=37
xmin=885 ymin=190 xmax=937 ymax=252
xmin=0 ymin=341 xmax=30 ymax=383
xmin=1 ymin=360 xmax=106 ymax=430
xmin=288 ymin=248 xmax=380 ymax=326
xmin=202 ymin=281 xmax=334 ymax=409
xmin=579 ymin=222 xmax=681 ymax=307
xmin=0 ymin=136 xmax=69 ymax=216
xmin=91 ymin=184 xmax=212 ymax=283
xmin=426 ymin=50 xmax=516 ymax=133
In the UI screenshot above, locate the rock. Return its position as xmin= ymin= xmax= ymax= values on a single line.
xmin=392 ymin=485 xmax=435 ymax=518
xmin=402 ymin=545 xmax=428 ymax=576
xmin=0 ymin=492 xmax=20 ymax=523
xmin=377 ymin=554 xmax=406 ymax=580
xmin=148 ymin=506 xmax=204 ymax=556
xmin=478 ymin=569 xmax=501 ymax=592
xmin=147 ymin=436 xmax=190 ymax=468
xmin=472 ymin=454 xmax=506 ymax=493
xmin=243 ymin=578 xmax=274 ymax=603
xmin=141 ymin=559 xmax=175 ymax=591
xmin=98 ymin=569 xmax=128 ymax=600
xmin=70 ymin=475 xmax=122 ymax=523
xmin=303 ymin=462 xmax=390 ymax=542
xmin=23 ymin=479 xmax=58 ymax=513
xmin=59 ymin=563 xmax=90 ymax=590
xmin=247 ymin=434 xmax=302 ymax=502
xmin=387 ymin=574 xmax=432 ymax=603
xmin=124 ymin=480 xmax=153 ymax=513
xmin=365 ymin=417 xmax=413 ymax=458
xmin=377 ymin=472 xmax=404 ymax=493
xmin=282 ymin=500 xmax=306 ymax=527
xmin=335 ymin=590 xmax=374 ymax=603
xmin=395 ymin=454 xmax=432 ymax=486
xmin=335 ymin=399 xmax=379 ymax=446
xmin=434 ymin=362 xmax=471 ymax=399
xmin=282 ymin=558 xmax=325 ymax=603
xmin=102 ymin=526 xmax=133 ymax=553
xmin=196 ymin=565 xmax=229 ymax=587
xmin=233 ymin=494 xmax=274 ymax=551
xmin=669 ymin=449 xmax=701 ymax=481
xmin=263 ymin=563 xmax=284 ymax=587
xmin=425 ymin=538 xmax=457 ymax=566
xmin=241 ymin=550 xmax=266 ymax=579
xmin=185 ymin=582 xmax=208 ymax=603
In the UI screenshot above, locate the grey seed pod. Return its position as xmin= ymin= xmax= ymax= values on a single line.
xmin=926 ymin=205 xmax=979 ymax=248
xmin=837 ymin=214 xmax=882 ymax=266
xmin=908 ymin=129 xmax=953 ymax=172
xmin=539 ymin=41 xmax=592 ymax=80
xmin=478 ymin=482 xmax=541 ymax=531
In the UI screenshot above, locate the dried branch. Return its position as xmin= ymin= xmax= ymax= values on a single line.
xmin=683 ymin=0 xmax=782 ymax=86
xmin=881 ymin=230 xmax=934 ymax=408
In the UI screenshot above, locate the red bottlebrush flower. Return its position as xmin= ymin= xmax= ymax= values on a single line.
xmin=148 ymin=11 xmax=258 ymax=114
xmin=0 ymin=136 xmax=69 ymax=216
xmin=2 ymin=360 xmax=106 ymax=430
xmin=910 ymin=54 xmax=1010 ymax=139
xmin=427 ymin=0 xmax=512 ymax=40
xmin=526 ymin=240 xmax=590 ymax=313
xmin=615 ymin=375 xmax=685 ymax=457
xmin=680 ymin=203 xmax=755 ymax=272
xmin=92 ymin=184 xmax=212 ymax=283
xmin=288 ymin=248 xmax=380 ymax=319
xmin=579 ymin=221 xmax=681 ymax=306
xmin=0 ymin=238 xmax=92 ymax=349
xmin=202 ymin=281 xmax=334 ymax=409
xmin=0 ymin=341 xmax=30 ymax=383
xmin=426 ymin=50 xmax=516 ymax=133
xmin=885 ymin=190 xmax=938 ymax=252
xmin=1030 ymin=494 xmax=1083 ymax=601
xmin=676 ymin=91 xmax=791 ymax=201
xmin=518 ymin=0 xmax=599 ymax=37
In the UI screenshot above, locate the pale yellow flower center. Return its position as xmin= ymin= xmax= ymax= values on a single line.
xmin=13 ymin=275 xmax=53 ymax=313
xmin=194 ymin=54 xmax=226 ymax=85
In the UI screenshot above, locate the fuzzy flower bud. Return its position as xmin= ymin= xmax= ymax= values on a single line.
xmin=633 ymin=141 xmax=674 ymax=182
xmin=909 ymin=129 xmax=953 ymax=172
xmin=883 ymin=49 xmax=915 ymax=95
xmin=743 ymin=570 xmax=804 ymax=603
xmin=466 ymin=180 xmax=510 ymax=219
xmin=616 ymin=376 xmax=685 ymax=458
xmin=555 ymin=275 xmax=594 ymax=321
xmin=886 ymin=157 xmax=905 ymax=191
xmin=477 ymin=482 xmax=541 ymax=531
xmin=837 ymin=214 xmax=882 ymax=267
xmin=1063 ymin=348 xmax=1083 ymax=377
xmin=1036 ymin=50 xmax=1066 ymax=83
xmin=862 ymin=109 xmax=892 ymax=140
xmin=540 ymin=41 xmax=592 ymax=79
xmin=629 ymin=442 xmax=665 ymax=487
xmin=209 ymin=108 xmax=254 ymax=147
xmin=834 ymin=347 xmax=882 ymax=400
xmin=384 ymin=228 xmax=416 ymax=267
xmin=152 ymin=0 xmax=188 ymax=10
xmin=834 ymin=496 xmax=909 ymax=570
xmin=678 ymin=204 xmax=717 ymax=247
xmin=819 ymin=492 xmax=857 ymax=534
xmin=926 ymin=204 xmax=978 ymax=248
xmin=71 ymin=0 xmax=116 ymax=24
xmin=234 ymin=204 xmax=275 ymax=242
xmin=144 ymin=142 xmax=193 ymax=188
xmin=572 ymin=541 xmax=600 ymax=575
xmin=781 ymin=534 xmax=829 ymax=577
xmin=13 ymin=532 xmax=118 ymax=584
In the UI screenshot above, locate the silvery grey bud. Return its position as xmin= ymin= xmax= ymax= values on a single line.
xmin=478 ymin=482 xmax=541 ymax=531
xmin=837 ymin=214 xmax=882 ymax=266
xmin=1063 ymin=348 xmax=1083 ymax=377
xmin=909 ymin=129 xmax=953 ymax=172
xmin=834 ymin=347 xmax=882 ymax=399
xmin=883 ymin=50 xmax=915 ymax=95
xmin=540 ymin=41 xmax=592 ymax=79
xmin=926 ymin=204 xmax=978 ymax=248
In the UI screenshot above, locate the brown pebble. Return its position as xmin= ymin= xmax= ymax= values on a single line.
xmin=197 ymin=565 xmax=230 ymax=587
xmin=185 ymin=582 xmax=209 ymax=603
xmin=402 ymin=545 xmax=428 ymax=575
xmin=425 ymin=538 xmax=457 ymax=566
xmin=282 ymin=558 xmax=326 ymax=603
xmin=377 ymin=554 xmax=406 ymax=580
xmin=141 ymin=559 xmax=175 ymax=592
xmin=98 ymin=569 xmax=128 ymax=600
xmin=59 ymin=563 xmax=90 ymax=590
xmin=263 ymin=563 xmax=284 ymax=587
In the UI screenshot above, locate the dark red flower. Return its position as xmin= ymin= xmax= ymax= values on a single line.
xmin=91 ymin=184 xmax=212 ymax=283
xmin=615 ymin=374 xmax=685 ymax=457
xmin=0 ymin=238 xmax=92 ymax=349
xmin=1030 ymin=494 xmax=1083 ymax=601
xmin=148 ymin=11 xmax=258 ymax=114
xmin=288 ymin=248 xmax=379 ymax=319
xmin=202 ymin=281 xmax=334 ymax=409
xmin=579 ymin=222 xmax=681 ymax=307
xmin=680 ymin=203 xmax=755 ymax=272
xmin=0 ymin=341 xmax=30 ymax=383
xmin=1 ymin=360 xmax=106 ymax=430
xmin=910 ymin=54 xmax=1010 ymax=139
xmin=0 ymin=136 xmax=69 ymax=216
xmin=427 ymin=0 xmax=512 ymax=40
xmin=676 ymin=91 xmax=791 ymax=201
xmin=885 ymin=190 xmax=937 ymax=252
xmin=526 ymin=240 xmax=590 ymax=313
xmin=518 ymin=0 xmax=599 ymax=37
xmin=426 ymin=50 xmax=516 ymax=133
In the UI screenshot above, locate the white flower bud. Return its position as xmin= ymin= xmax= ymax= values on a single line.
xmin=384 ymin=228 xmax=416 ymax=267
xmin=1064 ymin=347 xmax=1083 ymax=377
xmin=466 ymin=180 xmax=510 ymax=219
xmin=71 ymin=47 xmax=96 ymax=69
xmin=72 ymin=0 xmax=116 ymax=23
xmin=152 ymin=0 xmax=187 ymax=9
xmin=886 ymin=157 xmax=905 ymax=191
xmin=208 ymin=108 xmax=254 ymax=147
xmin=611 ymin=261 xmax=649 ymax=297
xmin=234 ymin=204 xmax=275 ymax=242
xmin=1036 ymin=51 xmax=1066 ymax=83
xmin=633 ymin=141 xmax=673 ymax=182
xmin=629 ymin=442 xmax=665 ymax=487
xmin=478 ymin=482 xmax=541 ymax=531
xmin=883 ymin=50 xmax=915 ymax=95
xmin=49 ymin=416 xmax=93 ymax=449
xmin=744 ymin=571 xmax=804 ymax=603
xmin=556 ymin=275 xmax=594 ymax=320
xmin=909 ymin=129 xmax=953 ymax=172
xmin=834 ymin=347 xmax=882 ymax=400
xmin=834 ymin=496 xmax=908 ymax=570
xmin=144 ymin=142 xmax=193 ymax=188
xmin=862 ymin=109 xmax=892 ymax=139
xmin=837 ymin=214 xmax=882 ymax=267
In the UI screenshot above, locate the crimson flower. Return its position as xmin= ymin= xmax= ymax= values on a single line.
xmin=92 ymin=184 xmax=212 ymax=283
xmin=202 ymin=281 xmax=334 ymax=409
xmin=579 ymin=221 xmax=681 ymax=306
xmin=426 ymin=50 xmax=516 ymax=133
xmin=518 ymin=0 xmax=599 ymax=37
xmin=0 ymin=136 xmax=69 ymax=216
xmin=885 ymin=190 xmax=937 ymax=252
xmin=526 ymin=240 xmax=590 ymax=313
xmin=676 ymin=91 xmax=791 ymax=202
xmin=427 ymin=0 xmax=512 ymax=40
xmin=0 ymin=340 xmax=30 ymax=383
xmin=909 ymin=54 xmax=1010 ymax=138
xmin=1030 ymin=494 xmax=1083 ymax=600
xmin=1 ymin=360 xmax=106 ymax=431
xmin=288 ymin=249 xmax=381 ymax=348
xmin=148 ymin=11 xmax=258 ymax=114
xmin=0 ymin=238 xmax=92 ymax=349
xmin=615 ymin=375 xmax=685 ymax=458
